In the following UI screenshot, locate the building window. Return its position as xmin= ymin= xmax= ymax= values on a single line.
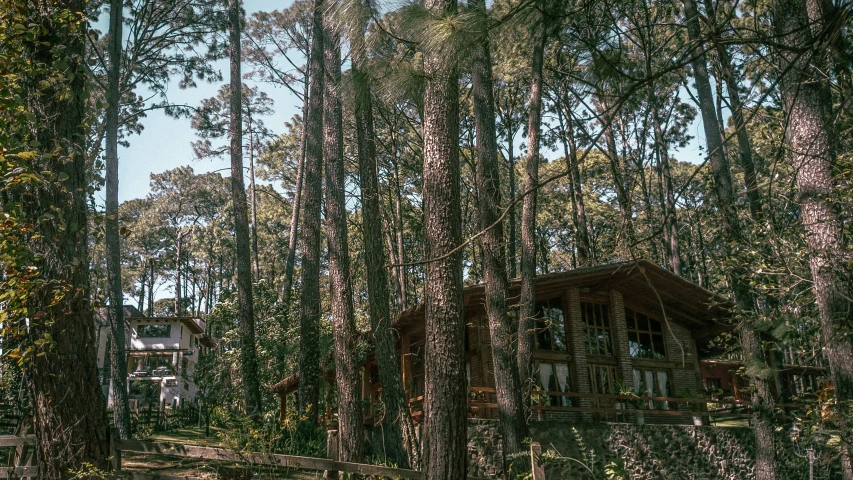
xmin=534 ymin=297 xmax=567 ymax=352
xmin=129 ymin=353 xmax=174 ymax=376
xmin=535 ymin=361 xmax=571 ymax=406
xmin=632 ymin=368 xmax=671 ymax=410
xmin=625 ymin=309 xmax=666 ymax=359
xmin=582 ymin=303 xmax=612 ymax=356
xmin=137 ymin=324 xmax=171 ymax=338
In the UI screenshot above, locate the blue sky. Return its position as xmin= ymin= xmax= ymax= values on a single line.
xmin=106 ymin=0 xmax=302 ymax=204
xmin=105 ymin=0 xmax=708 ymax=205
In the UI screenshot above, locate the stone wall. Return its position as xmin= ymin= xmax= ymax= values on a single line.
xmin=463 ymin=420 xmax=833 ymax=479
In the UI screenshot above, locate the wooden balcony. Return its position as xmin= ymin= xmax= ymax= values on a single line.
xmin=390 ymin=388 xmax=808 ymax=427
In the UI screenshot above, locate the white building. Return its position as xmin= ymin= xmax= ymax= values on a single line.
xmin=96 ymin=307 xmax=215 ymax=412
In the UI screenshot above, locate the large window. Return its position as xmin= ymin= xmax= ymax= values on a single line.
xmin=632 ymin=368 xmax=671 ymax=410
xmin=625 ymin=309 xmax=666 ymax=359
xmin=582 ymin=303 xmax=612 ymax=356
xmin=534 ymin=298 xmax=567 ymax=352
xmin=137 ymin=324 xmax=171 ymax=338
xmin=535 ymin=361 xmax=571 ymax=406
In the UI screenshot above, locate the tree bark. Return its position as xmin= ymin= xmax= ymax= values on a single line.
xmin=323 ymin=21 xmax=364 ymax=463
xmin=518 ymin=0 xmax=547 ymax=414
xmin=649 ymin=96 xmax=682 ymax=276
xmin=280 ymin=68 xmax=309 ymax=305
xmin=228 ymin=0 xmax=262 ymax=418
xmin=554 ymin=90 xmax=592 ymax=266
xmin=104 ymin=0 xmax=133 ymax=440
xmin=704 ymin=0 xmax=763 ymax=220
xmin=247 ymin=113 xmax=260 ymax=280
xmin=683 ymin=0 xmax=777 ymax=477
xmin=351 ymin=5 xmax=420 ymax=468
xmin=421 ymin=0 xmax=466 ymax=478
xmin=773 ymin=0 xmax=853 ymax=476
xmin=175 ymin=233 xmax=183 ymax=315
xmin=21 ymin=1 xmax=110 ymax=474
xmin=297 ymin=0 xmax=325 ymax=425
xmin=470 ymin=0 xmax=527 ymax=458
xmin=507 ymin=132 xmax=517 ymax=279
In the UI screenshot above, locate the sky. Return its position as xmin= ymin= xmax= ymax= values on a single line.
xmin=105 ymin=0 xmax=709 ymax=206
xmin=106 ymin=0 xmax=302 ymax=205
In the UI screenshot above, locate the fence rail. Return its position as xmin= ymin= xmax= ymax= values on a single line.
xmin=408 ymin=387 xmax=807 ymax=424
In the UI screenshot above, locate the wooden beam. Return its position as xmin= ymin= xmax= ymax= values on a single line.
xmin=115 ymin=440 xmax=422 ymax=479
xmin=0 ymin=436 xmax=34 ymax=447
xmin=0 ymin=467 xmax=38 ymax=479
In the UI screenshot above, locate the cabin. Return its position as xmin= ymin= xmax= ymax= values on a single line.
xmin=95 ymin=307 xmax=216 ymax=413
xmin=700 ymin=358 xmax=831 ymax=404
xmin=274 ymin=260 xmax=736 ymax=426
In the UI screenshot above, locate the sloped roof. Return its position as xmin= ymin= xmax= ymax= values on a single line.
xmin=393 ymin=259 xmax=733 ymax=341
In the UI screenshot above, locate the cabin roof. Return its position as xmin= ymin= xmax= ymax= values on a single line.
xmin=394 ymin=259 xmax=733 ymax=341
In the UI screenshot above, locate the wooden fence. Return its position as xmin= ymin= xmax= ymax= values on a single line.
xmin=0 ymin=431 xmax=423 ymax=479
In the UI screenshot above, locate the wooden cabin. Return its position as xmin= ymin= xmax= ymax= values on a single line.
xmin=274 ymin=260 xmax=734 ymax=425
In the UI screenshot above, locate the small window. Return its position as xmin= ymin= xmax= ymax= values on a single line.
xmin=165 ymin=378 xmax=177 ymax=387
xmin=632 ymin=368 xmax=671 ymax=410
xmin=626 ymin=309 xmax=666 ymax=359
xmin=137 ymin=324 xmax=171 ymax=338
xmin=582 ymin=303 xmax=612 ymax=356
xmin=535 ymin=361 xmax=571 ymax=406
xmin=534 ymin=297 xmax=567 ymax=352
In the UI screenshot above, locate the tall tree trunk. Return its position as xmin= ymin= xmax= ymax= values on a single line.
xmin=228 ymin=0 xmax=262 ymax=418
xmin=105 ymin=0 xmax=133 ymax=421
xmin=683 ymin=0 xmax=777 ymax=477
xmin=421 ymin=0 xmax=466 ymax=477
xmin=149 ymin=258 xmax=155 ymax=316
xmin=704 ymin=0 xmax=763 ymax=220
xmin=506 ymin=130 xmax=517 ymax=278
xmin=649 ymin=97 xmax=682 ymax=275
xmin=19 ymin=1 xmax=110 ymax=474
xmin=297 ymin=0 xmax=325 ymax=424
xmin=138 ymin=269 xmax=146 ymax=314
xmin=175 ymin=234 xmax=183 ymax=315
xmin=351 ymin=5 xmax=420 ymax=467
xmin=393 ymin=160 xmax=408 ymax=308
xmin=470 ymin=0 xmax=527 ymax=458
xmin=518 ymin=0 xmax=547 ymax=413
xmin=247 ymin=113 xmax=260 ymax=280
xmin=604 ymin=120 xmax=635 ymax=253
xmin=323 ymin=21 xmax=364 ymax=463
xmin=773 ymin=0 xmax=853 ymax=476
xmin=555 ymin=91 xmax=592 ymax=266
xmin=280 ymin=70 xmax=309 ymax=305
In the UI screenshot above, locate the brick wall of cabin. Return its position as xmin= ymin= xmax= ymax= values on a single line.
xmin=665 ymin=321 xmax=702 ymax=396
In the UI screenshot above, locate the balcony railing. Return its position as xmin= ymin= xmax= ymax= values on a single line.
xmin=398 ymin=387 xmax=809 ymax=426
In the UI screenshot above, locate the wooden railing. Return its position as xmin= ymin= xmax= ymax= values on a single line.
xmin=1 ymin=431 xmax=422 ymax=479
xmin=0 ymin=435 xmax=36 ymax=479
xmin=407 ymin=388 xmax=806 ymax=424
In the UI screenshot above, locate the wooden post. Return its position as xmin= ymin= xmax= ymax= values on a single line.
xmin=324 ymin=429 xmax=339 ymax=479
xmin=530 ymin=442 xmax=545 ymax=480
xmin=401 ymin=333 xmax=412 ymax=396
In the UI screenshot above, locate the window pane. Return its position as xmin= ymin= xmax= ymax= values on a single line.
xmin=637 ymin=313 xmax=649 ymax=331
xmin=652 ymin=335 xmax=666 ymax=360
xmin=535 ymin=318 xmax=552 ymax=350
xmin=138 ymin=324 xmax=171 ymax=338
xmin=538 ymin=363 xmax=553 ymax=392
xmin=555 ymin=363 xmax=571 ymax=406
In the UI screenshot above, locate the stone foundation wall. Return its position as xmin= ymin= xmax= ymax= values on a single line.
xmin=464 ymin=420 xmax=833 ymax=479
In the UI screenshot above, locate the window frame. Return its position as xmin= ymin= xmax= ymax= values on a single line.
xmin=137 ymin=323 xmax=172 ymax=338
xmin=582 ymin=302 xmax=613 ymax=356
xmin=625 ymin=308 xmax=667 ymax=360
xmin=533 ymin=296 xmax=569 ymax=353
